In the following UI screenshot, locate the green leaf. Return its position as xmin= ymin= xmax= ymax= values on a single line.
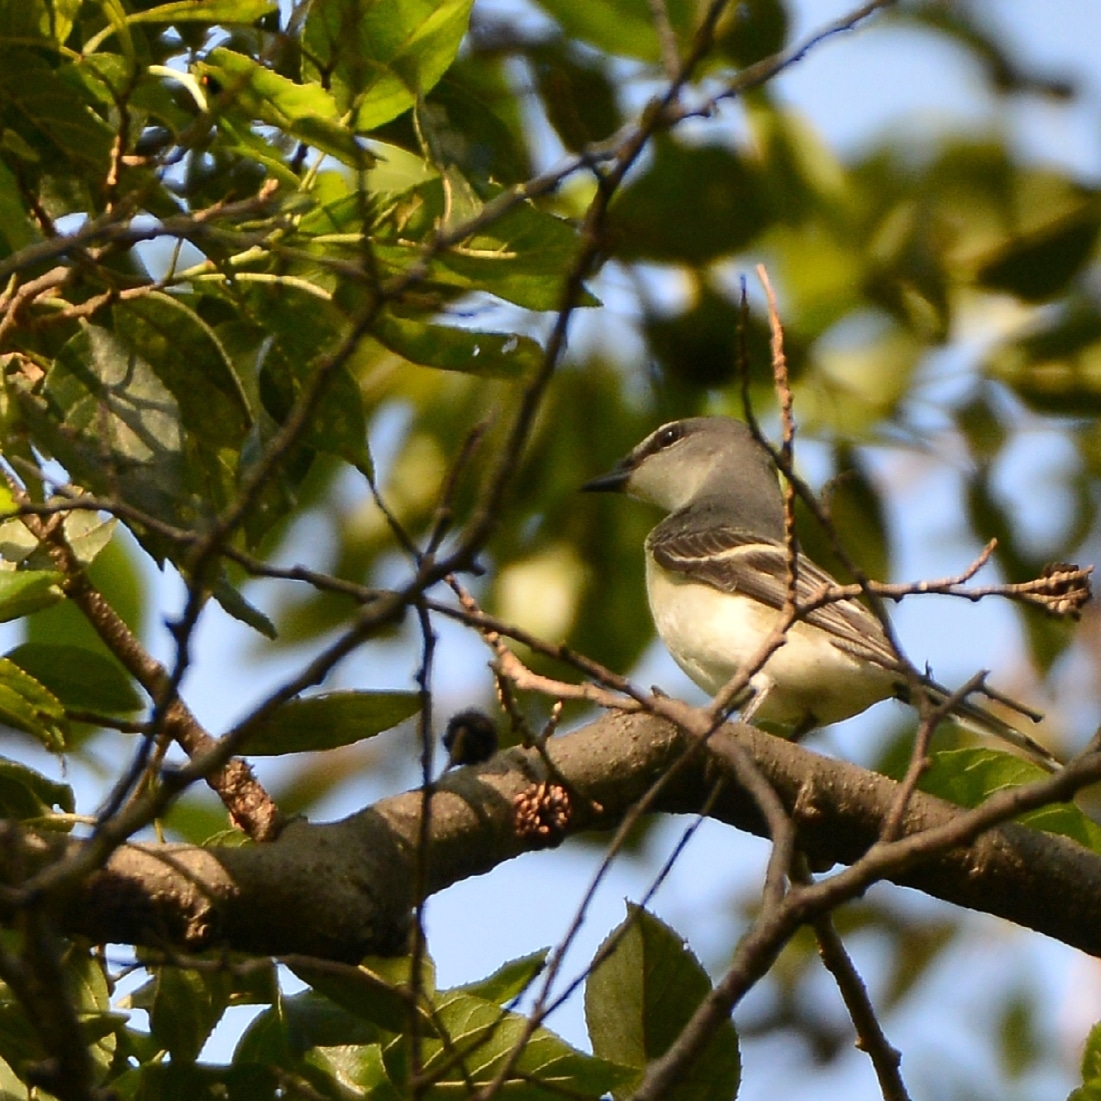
xmin=113 ymin=293 xmax=251 ymax=447
xmin=209 ymin=575 xmax=277 ymax=640
xmin=407 ymin=988 xmax=636 ymax=1099
xmin=0 ymin=49 xmax=113 ymax=171
xmin=5 ymin=642 xmax=142 ymax=715
xmin=307 ymin=1043 xmax=402 ymax=1100
xmin=531 ymin=42 xmax=622 ymax=152
xmin=0 ymin=1053 xmax=24 ymax=1100
xmin=0 ymin=571 xmax=64 ymax=622
xmin=149 ymin=967 xmax=230 ymax=1064
xmin=1079 ymin=1021 xmax=1101 ymax=1094
xmin=451 ymin=949 xmax=548 ymax=1005
xmin=372 ymin=181 xmax=591 ymax=311
xmin=974 ymin=175 xmax=1101 ymax=301
xmin=916 ymin=748 xmax=1101 ymax=851
xmin=199 ymin=48 xmax=372 ymax=169
xmin=531 ymin=0 xmax=696 ymax=62
xmin=237 ymin=991 xmax=381 ymax=1064
xmin=239 ymin=691 xmax=421 ymax=756
xmin=586 ymin=904 xmax=740 ymax=1101
xmin=986 ymin=300 xmax=1101 ymax=415
xmin=16 ymin=322 xmax=193 ymax=537
xmin=0 ymin=658 xmax=68 ymax=752
xmin=63 ymin=948 xmax=122 ymax=1078
xmin=373 ymin=313 xmax=541 ymax=378
xmin=61 ymin=511 xmax=117 ymax=568
xmin=0 ymin=158 xmax=38 ymax=256
xmin=0 ymin=756 xmax=74 ymax=821
xmin=714 ymin=0 xmax=788 ymax=67
xmin=303 ymin=0 xmax=474 ymax=131
xmin=610 ymin=136 xmax=767 ymax=263
xmin=127 ymin=0 xmax=277 ymax=23
xmin=287 ymin=958 xmax=432 ymax=1035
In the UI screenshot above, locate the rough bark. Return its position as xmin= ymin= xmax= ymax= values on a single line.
xmin=6 ymin=712 xmax=1100 ymax=959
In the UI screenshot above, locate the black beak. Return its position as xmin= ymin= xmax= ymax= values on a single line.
xmin=581 ymin=462 xmax=632 ymax=493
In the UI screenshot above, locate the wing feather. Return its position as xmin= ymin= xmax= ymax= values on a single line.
xmin=647 ymin=522 xmax=900 ymax=670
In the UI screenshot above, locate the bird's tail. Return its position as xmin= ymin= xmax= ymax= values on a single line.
xmin=915 ymin=676 xmax=1061 ymax=772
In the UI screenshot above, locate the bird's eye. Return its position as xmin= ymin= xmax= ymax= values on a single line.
xmin=655 ymin=423 xmax=683 ymax=449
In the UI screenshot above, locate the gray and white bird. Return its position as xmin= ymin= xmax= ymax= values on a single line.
xmin=583 ymin=416 xmax=1059 ymax=768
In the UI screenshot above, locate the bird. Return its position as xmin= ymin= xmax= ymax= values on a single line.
xmin=582 ymin=415 xmax=1060 ymax=769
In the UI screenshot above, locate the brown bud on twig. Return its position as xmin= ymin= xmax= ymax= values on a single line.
xmin=1012 ymin=562 xmax=1093 ymax=619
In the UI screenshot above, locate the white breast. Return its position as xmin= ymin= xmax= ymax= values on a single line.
xmin=644 ymin=559 xmax=898 ymax=730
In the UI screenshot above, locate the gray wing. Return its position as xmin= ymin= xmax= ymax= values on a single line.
xmin=647 ymin=521 xmax=902 ymax=671
xmin=648 ymin=520 xmax=1060 ymax=768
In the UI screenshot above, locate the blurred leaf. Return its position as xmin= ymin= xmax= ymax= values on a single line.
xmin=799 ymin=445 xmax=890 ymax=584
xmin=0 ymin=756 xmax=74 ymax=821
xmin=986 ymin=300 xmax=1101 ymax=415
xmin=610 ymin=137 xmax=767 ymax=263
xmin=1077 ymin=1022 xmax=1101 ymax=1098
xmin=531 ymin=42 xmax=622 ymax=152
xmin=531 ymin=0 xmax=697 ymax=62
xmin=239 ymin=690 xmax=421 ymax=756
xmin=998 ymin=987 xmax=1040 ymax=1078
xmin=974 ymin=179 xmax=1100 ymax=301
xmin=965 ymin=470 xmax=1081 ymax=672
xmin=954 ymin=390 xmax=1008 ymax=462
xmin=5 ymin=642 xmax=142 ymax=715
xmin=0 ymin=48 xmax=113 ymax=171
xmin=645 ymin=287 xmax=776 ymax=388
xmin=714 ymin=0 xmax=788 ymax=67
xmin=865 ymin=200 xmax=952 ymax=339
xmin=586 ymin=904 xmax=739 ymax=1100
xmin=303 ymin=0 xmax=474 ymax=131
xmin=0 ymin=657 xmax=68 ymax=751
xmin=0 ymin=571 xmax=63 ymax=622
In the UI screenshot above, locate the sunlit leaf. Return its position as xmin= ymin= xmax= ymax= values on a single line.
xmin=451 ymin=950 xmax=548 ymax=1005
xmin=303 ymin=0 xmax=474 ymax=131
xmin=916 ymin=748 xmax=1101 ymax=850
xmin=199 ymin=48 xmax=373 ymax=168
xmin=127 ymin=0 xmax=277 ymax=23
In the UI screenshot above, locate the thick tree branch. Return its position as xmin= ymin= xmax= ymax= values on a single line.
xmin=3 ymin=713 xmax=1100 ymax=962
